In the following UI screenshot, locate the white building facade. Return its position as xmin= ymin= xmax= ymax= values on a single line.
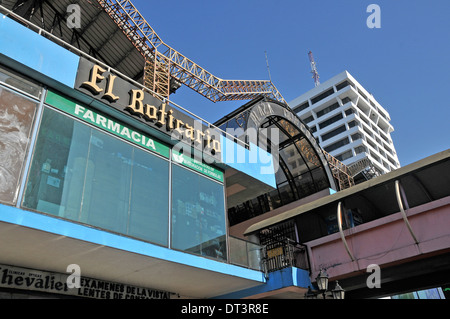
xmin=289 ymin=71 xmax=400 ymax=179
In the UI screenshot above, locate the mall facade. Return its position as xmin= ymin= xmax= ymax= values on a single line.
xmin=0 ymin=6 xmax=343 ymax=299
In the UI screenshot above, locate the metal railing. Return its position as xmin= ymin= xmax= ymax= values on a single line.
xmin=228 ymin=236 xmax=311 ymax=276
xmin=228 ymin=236 xmax=263 ymax=271
xmin=261 ymin=239 xmax=310 ymax=277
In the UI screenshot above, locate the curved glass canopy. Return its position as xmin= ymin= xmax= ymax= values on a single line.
xmin=227 ymin=114 xmax=332 ymax=226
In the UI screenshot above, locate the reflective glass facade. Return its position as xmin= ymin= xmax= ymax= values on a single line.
xmin=0 ymin=65 xmax=227 ymax=262
xmin=171 ymin=164 xmax=226 ymax=260
xmin=22 ymin=107 xmax=170 ymax=246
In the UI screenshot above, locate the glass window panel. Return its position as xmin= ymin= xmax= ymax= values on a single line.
xmin=279 ymin=143 xmax=309 ymax=178
xmin=295 ymin=172 xmax=316 ymax=198
xmin=295 ymin=138 xmax=321 ymax=169
xmin=81 ymin=129 xmax=133 ymax=234
xmin=23 ymin=107 xmax=169 ymax=246
xmin=310 ymin=167 xmax=330 ymax=191
xmin=260 ymin=117 xmax=289 ymax=145
xmin=128 ymin=147 xmax=169 ymax=246
xmin=58 ymin=121 xmax=91 ymax=221
xmin=324 ymin=137 xmax=350 ymax=153
xmin=0 ymin=87 xmax=38 ymax=204
xmin=23 ymin=108 xmax=91 ymax=217
xmin=171 ymin=164 xmax=227 ymax=261
xmin=268 ymin=188 xmax=282 ymax=210
xmin=278 ymin=181 xmax=295 ymax=205
xmin=277 ymin=119 xmax=300 ymax=137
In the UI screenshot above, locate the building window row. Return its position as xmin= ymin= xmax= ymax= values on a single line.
xmin=348 ymin=119 xmax=359 ymax=128
xmin=311 ymin=88 xmax=334 ymax=104
xmin=316 ymin=102 xmax=340 ymax=118
xmin=293 ymin=101 xmax=309 ymax=113
xmin=334 ymin=149 xmax=353 ymax=162
xmin=354 ymin=145 xmax=367 ymax=155
xmin=318 ymin=113 xmax=343 ymax=130
xmin=335 ymin=80 xmax=352 ymax=91
xmin=323 ymin=137 xmax=350 ymax=153
xmin=303 ymin=115 xmax=314 ymax=124
xmin=344 ymin=107 xmax=355 ymax=116
xmin=341 ymin=96 xmax=352 ymax=105
xmin=351 ymin=132 xmax=362 ymax=142
xmin=321 ymin=124 xmax=346 ymax=142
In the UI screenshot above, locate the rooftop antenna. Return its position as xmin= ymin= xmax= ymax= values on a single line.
xmin=265 ymin=51 xmax=272 ymax=82
xmin=308 ymin=51 xmax=320 ymax=87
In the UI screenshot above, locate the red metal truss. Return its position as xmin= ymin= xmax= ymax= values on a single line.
xmin=97 ymin=0 xmax=286 ymax=103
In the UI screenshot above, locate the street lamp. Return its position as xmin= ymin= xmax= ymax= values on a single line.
xmin=332 ymin=281 xmax=345 ymax=300
xmin=304 ymin=269 xmax=345 ymax=299
xmin=316 ymin=268 xmax=329 ymax=294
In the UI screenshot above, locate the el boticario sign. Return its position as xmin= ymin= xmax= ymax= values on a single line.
xmin=75 ymin=58 xmax=221 ymax=157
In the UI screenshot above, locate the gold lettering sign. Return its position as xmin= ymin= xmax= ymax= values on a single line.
xmin=80 ymin=64 xmax=221 ymax=155
xmin=82 ymin=65 xmax=119 ymax=102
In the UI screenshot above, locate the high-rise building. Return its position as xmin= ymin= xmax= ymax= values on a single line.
xmin=289 ymin=71 xmax=400 ymax=183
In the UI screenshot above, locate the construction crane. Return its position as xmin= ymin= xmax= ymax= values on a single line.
xmin=97 ymin=0 xmax=286 ymax=104
xmin=308 ymin=51 xmax=320 ymax=87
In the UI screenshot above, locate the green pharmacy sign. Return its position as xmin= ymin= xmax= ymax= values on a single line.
xmin=172 ymin=150 xmax=224 ymax=183
xmin=45 ymin=90 xmax=170 ymax=158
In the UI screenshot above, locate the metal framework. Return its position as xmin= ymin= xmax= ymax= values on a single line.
xmin=97 ymin=0 xmax=286 ymax=103
xmin=322 ymin=151 xmax=355 ymax=191
xmin=347 ymin=157 xmax=381 ymax=181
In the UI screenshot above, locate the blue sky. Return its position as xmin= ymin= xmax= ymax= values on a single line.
xmin=132 ymin=0 xmax=450 ymax=166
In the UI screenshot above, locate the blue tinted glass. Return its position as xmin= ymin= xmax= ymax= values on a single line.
xmin=23 ymin=107 xmax=169 ymax=246
xmin=171 ymin=164 xmax=227 ymax=261
xmin=23 ymin=108 xmax=91 ymax=216
xmin=128 ymin=147 xmax=169 ymax=245
xmin=80 ymin=129 xmax=133 ymax=234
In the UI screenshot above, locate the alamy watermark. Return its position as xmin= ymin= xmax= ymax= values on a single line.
xmin=366 ymin=4 xmax=381 ymax=29
xmin=66 ymin=4 xmax=81 ymax=29
xmin=66 ymin=263 xmax=81 ymax=288
xmin=366 ymin=264 xmax=381 ymax=289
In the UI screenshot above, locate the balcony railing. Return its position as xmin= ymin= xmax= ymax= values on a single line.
xmin=228 ymin=236 xmax=263 ymax=271
xmin=229 ymin=236 xmax=311 ymax=276
xmin=261 ymin=239 xmax=310 ymax=278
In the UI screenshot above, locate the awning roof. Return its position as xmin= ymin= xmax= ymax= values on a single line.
xmin=244 ymin=149 xmax=450 ymax=236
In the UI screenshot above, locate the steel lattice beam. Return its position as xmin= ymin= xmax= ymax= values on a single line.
xmin=97 ymin=0 xmax=286 ymax=103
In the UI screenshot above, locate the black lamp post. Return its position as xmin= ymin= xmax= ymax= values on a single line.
xmin=304 ymin=269 xmax=345 ymax=299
